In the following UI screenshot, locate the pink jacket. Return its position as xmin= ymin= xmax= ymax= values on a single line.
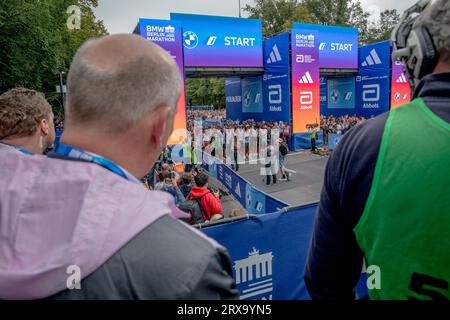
xmin=0 ymin=145 xmax=191 ymax=299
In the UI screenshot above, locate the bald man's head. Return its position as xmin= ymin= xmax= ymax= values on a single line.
xmin=66 ymin=34 xmax=182 ymax=133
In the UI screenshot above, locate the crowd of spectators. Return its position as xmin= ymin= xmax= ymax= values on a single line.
xmin=320 ymin=114 xmax=368 ymax=144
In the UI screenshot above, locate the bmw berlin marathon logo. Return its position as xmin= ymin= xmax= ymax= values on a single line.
xmin=183 ymin=31 xmax=198 ymax=49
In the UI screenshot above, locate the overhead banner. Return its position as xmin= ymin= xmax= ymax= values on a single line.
xmin=356 ymin=41 xmax=391 ymax=117
xmin=202 ymin=204 xmax=318 ymax=300
xmin=262 ymin=33 xmax=291 ymax=123
xmin=291 ymin=29 xmax=320 ymax=133
xmin=391 ymin=59 xmax=411 ymax=108
xmin=225 ymin=78 xmax=242 ymax=121
xmin=170 ymin=13 xmax=263 ymax=68
xmin=137 ymin=19 xmax=186 ymax=144
xmin=293 ymin=23 xmax=358 ymax=69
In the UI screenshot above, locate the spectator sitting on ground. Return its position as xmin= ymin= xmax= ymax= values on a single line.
xmin=187 ymin=173 xmax=223 ymax=221
xmin=0 ymin=88 xmax=55 ymax=155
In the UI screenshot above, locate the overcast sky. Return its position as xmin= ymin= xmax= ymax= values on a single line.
xmin=93 ymin=0 xmax=418 ymax=35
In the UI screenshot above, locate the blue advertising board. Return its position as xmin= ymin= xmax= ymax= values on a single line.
xmin=262 ymin=33 xmax=291 ymax=123
xmin=293 ymin=23 xmax=358 ymax=69
xmin=242 ymin=77 xmax=263 ymax=114
xmin=320 ymin=76 xmax=328 ymax=112
xmin=327 ymin=77 xmax=355 ymax=109
xmin=203 ymin=204 xmax=318 ymax=300
xmin=170 ymin=13 xmax=263 ymax=68
xmin=328 ymin=133 xmax=344 ymax=151
xmin=225 ymin=78 xmax=242 ymax=121
xmin=355 ymin=41 xmax=391 ymax=117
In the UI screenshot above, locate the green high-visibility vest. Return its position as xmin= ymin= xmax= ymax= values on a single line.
xmin=354 ymin=98 xmax=450 ymax=300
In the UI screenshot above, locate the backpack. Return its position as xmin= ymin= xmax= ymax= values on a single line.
xmin=178 ymin=194 xmax=209 ymax=225
xmin=280 ymin=144 xmax=288 ymax=156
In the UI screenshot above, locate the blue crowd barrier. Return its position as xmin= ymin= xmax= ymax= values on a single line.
xmin=203 ymin=203 xmax=318 ymax=300
xmin=202 ymin=203 xmax=369 ymax=300
xmin=328 ymin=133 xmax=344 ymax=151
xmin=290 ymin=132 xmax=323 ymax=151
xmin=202 ymin=152 xmax=289 ymax=214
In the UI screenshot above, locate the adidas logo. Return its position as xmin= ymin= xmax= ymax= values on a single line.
xmin=267 ymin=44 xmax=282 ymax=64
xmin=298 ymin=71 xmax=314 ymax=84
xmin=361 ymin=49 xmax=382 ymax=66
xmin=396 ymin=73 xmax=408 ymax=83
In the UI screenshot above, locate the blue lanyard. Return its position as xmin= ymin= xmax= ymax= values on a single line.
xmin=0 ymin=142 xmax=33 ymax=155
xmin=54 ymin=143 xmax=132 ymax=181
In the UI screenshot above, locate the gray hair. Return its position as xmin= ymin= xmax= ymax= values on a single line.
xmin=414 ymin=0 xmax=450 ymax=60
xmin=66 ymin=34 xmax=182 ymax=133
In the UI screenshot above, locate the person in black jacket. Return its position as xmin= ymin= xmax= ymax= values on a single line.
xmin=305 ymin=0 xmax=450 ymax=300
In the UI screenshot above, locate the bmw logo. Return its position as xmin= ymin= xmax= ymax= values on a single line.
xmin=183 ymin=31 xmax=198 ymax=49
xmin=395 ymin=93 xmax=401 ymax=101
xmin=243 ymin=91 xmax=251 ymax=106
xmin=331 ymin=90 xmax=339 ymax=102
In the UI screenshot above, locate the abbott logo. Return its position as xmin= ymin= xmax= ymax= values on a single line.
xmin=300 ymin=91 xmax=313 ymax=104
xmin=206 ymin=36 xmax=217 ymax=46
xmin=267 ymin=44 xmax=282 ymax=64
xmin=362 ymin=49 xmax=382 ymax=66
xmin=268 ymin=85 xmax=282 ymax=104
xmin=298 ymin=71 xmax=314 ymax=84
xmin=363 ymin=84 xmax=380 ymax=102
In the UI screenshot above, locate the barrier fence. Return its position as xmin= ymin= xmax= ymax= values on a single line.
xmin=198 ymin=152 xmax=368 ymax=300
xmin=202 ymin=152 xmax=289 ymax=215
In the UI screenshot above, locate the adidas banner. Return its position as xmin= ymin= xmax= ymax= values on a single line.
xmin=262 ymin=33 xmax=291 ymax=123
xmin=355 ymin=41 xmax=391 ymax=117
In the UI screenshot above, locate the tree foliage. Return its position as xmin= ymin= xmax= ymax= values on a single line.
xmin=0 ymin=0 xmax=107 ymax=115
xmin=244 ymin=0 xmax=400 ymax=45
xmin=186 ymin=78 xmax=225 ymax=109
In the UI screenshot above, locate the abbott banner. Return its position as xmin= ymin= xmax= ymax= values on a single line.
xmin=136 ymin=19 xmax=187 ymax=145
xmin=356 ymin=41 xmax=391 ymax=117
xmin=291 ymin=29 xmax=320 ymax=133
xmin=262 ymin=33 xmax=291 ymax=123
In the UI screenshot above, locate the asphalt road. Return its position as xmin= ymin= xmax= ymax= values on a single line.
xmin=237 ymin=151 xmax=329 ymax=206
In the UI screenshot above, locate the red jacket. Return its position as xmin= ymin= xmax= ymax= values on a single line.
xmin=188 ymin=186 xmax=222 ymax=220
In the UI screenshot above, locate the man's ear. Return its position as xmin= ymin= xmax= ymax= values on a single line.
xmin=150 ymin=104 xmax=174 ymax=148
xmin=39 ymin=118 xmax=50 ymax=136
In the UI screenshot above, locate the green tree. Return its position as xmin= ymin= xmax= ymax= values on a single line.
xmin=0 ymin=0 xmax=107 ymax=115
xmin=244 ymin=0 xmax=314 ymax=37
xmin=185 ymin=78 xmax=226 ymax=109
xmin=371 ymin=9 xmax=400 ymax=43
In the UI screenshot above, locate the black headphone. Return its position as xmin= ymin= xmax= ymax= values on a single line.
xmin=392 ymin=0 xmax=440 ymax=83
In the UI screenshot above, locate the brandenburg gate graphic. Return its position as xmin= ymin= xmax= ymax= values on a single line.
xmin=233 ymin=247 xmax=274 ymax=300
